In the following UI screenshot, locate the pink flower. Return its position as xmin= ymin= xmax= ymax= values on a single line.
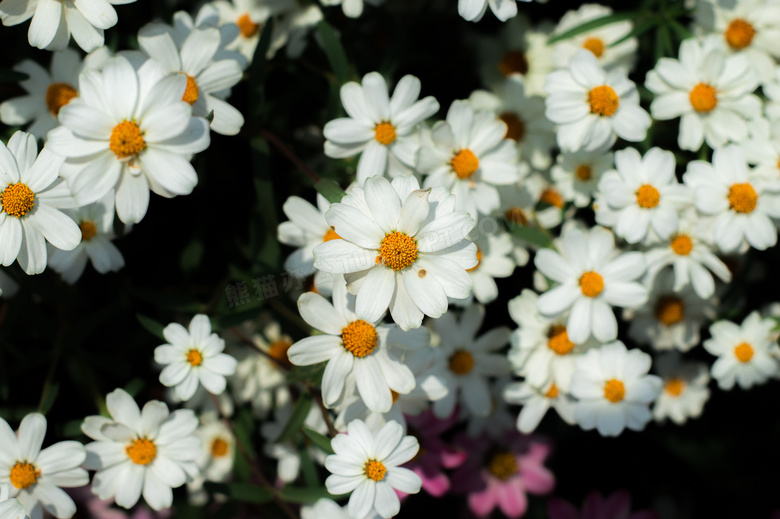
xmin=547 ymin=490 xmax=658 ymax=519
xmin=451 ymin=433 xmax=555 ymax=518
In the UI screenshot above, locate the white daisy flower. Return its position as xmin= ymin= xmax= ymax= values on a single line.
xmin=503 ymin=380 xmax=576 ymax=433
xmin=545 ymin=49 xmax=650 ymax=152
xmin=323 ymin=72 xmax=439 ymax=184
xmin=81 ymin=388 xmax=201 ymax=510
xmin=213 ymin=0 xmax=294 ymax=61
xmin=551 ymin=149 xmax=613 ymax=208
xmin=325 ymin=419 xmax=421 ymax=519
xmin=0 ymin=483 xmax=27 ymax=519
xmin=683 ymin=145 xmax=780 ymax=252
xmin=570 ymin=341 xmax=662 ymax=437
xmin=0 ymin=131 xmax=81 ymax=276
xmin=652 ymin=352 xmax=710 ymax=425
xmin=595 ymin=147 xmax=691 ymax=244
xmin=46 ymin=55 xmax=211 ymax=224
xmin=468 ymin=79 xmax=556 ymax=171
xmin=0 ymin=0 xmax=136 ymax=52
xmin=186 ymin=415 xmax=234 ymax=505
xmin=275 ymin=3 xmax=323 ymax=59
xmin=313 ymin=175 xmax=478 ymax=330
xmin=452 ymin=230 xmax=515 ymax=306
xmin=320 ymin=0 xmax=382 ymax=18
xmin=762 ymin=66 xmax=780 ymax=122
xmin=419 ymin=100 xmax=524 ymax=219
xmin=534 ymin=225 xmax=648 ymax=344
xmin=173 ymin=3 xmax=248 ymax=70
xmin=552 ymin=4 xmax=638 ymax=73
xmin=703 ymin=311 xmax=780 ymax=390
xmin=458 ymin=0 xmax=521 ymax=22
xmin=47 ymin=191 xmax=124 ymax=284
xmin=154 ymin=314 xmax=238 ymax=401
xmin=137 ymin=22 xmax=245 ymax=136
xmin=0 ymin=413 xmax=87 ymax=519
xmin=740 ymin=117 xmax=780 ymax=181
xmin=645 ymin=36 xmax=761 ymax=152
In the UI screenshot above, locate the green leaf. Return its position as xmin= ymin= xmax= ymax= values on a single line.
xmin=37 ymin=382 xmax=59 ymax=415
xmin=276 ymin=392 xmax=313 ymax=444
xmin=316 ymin=21 xmax=350 ymax=84
xmin=286 ymin=363 xmax=326 ymax=384
xmin=303 ymin=427 xmax=334 ymax=454
xmin=210 ymin=305 xmax=263 ymax=332
xmin=279 ymin=486 xmax=345 ymax=504
xmin=506 ymin=225 xmax=553 ymax=249
xmin=654 ymin=23 xmax=674 ymax=61
xmin=315 ymin=178 xmax=347 ymax=204
xmin=548 ymin=12 xmax=645 ymax=44
xmin=668 ymin=19 xmax=692 ymax=42
xmin=609 ymin=18 xmax=658 ymax=47
xmin=204 ymin=482 xmax=273 ymax=503
xmin=123 ymin=378 xmax=145 ymax=398
xmin=180 ymin=239 xmax=204 ymax=273
xmin=0 ymin=69 xmax=29 ymax=83
xmin=136 ymin=314 xmax=166 ymax=341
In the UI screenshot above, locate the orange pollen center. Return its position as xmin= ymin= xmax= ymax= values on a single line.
xmin=498 ymin=50 xmax=529 ymax=76
xmin=10 ymin=462 xmax=40 ymax=489
xmin=377 ymin=232 xmax=418 ymax=270
xmin=670 ymin=234 xmax=693 ymax=255
xmin=323 ymin=228 xmax=342 ymax=242
xmin=575 ymin=165 xmax=592 ymax=181
xmin=489 ymin=452 xmax=518 ymax=480
xmin=545 ymin=383 xmax=559 ymax=399
xmin=391 ymin=390 xmax=400 ymax=404
xmin=110 ymin=121 xmax=146 ymax=159
xmin=211 ymin=438 xmax=229 ymax=457
xmin=364 ymin=459 xmax=386 ymax=481
xmin=636 ymin=184 xmax=660 ymax=209
xmin=604 ymin=379 xmax=625 ymax=403
xmin=467 ymin=247 xmax=483 ymax=272
xmin=451 ymin=149 xmax=480 ymax=179
xmin=728 ymin=183 xmax=758 ymax=213
xmin=499 ymin=112 xmax=526 ymax=142
xmin=664 ymin=377 xmax=685 ymax=397
xmin=45 ymin=82 xmax=77 ymax=116
xmin=725 ymin=18 xmax=756 ymax=50
xmin=588 ymin=85 xmax=619 ymax=116
xmin=582 ymin=37 xmax=605 ymax=57
xmin=237 ymin=13 xmax=260 ymax=38
xmin=126 ymin=438 xmax=157 ymax=465
xmin=374 ymin=122 xmax=397 ymax=145
xmin=655 ymin=296 xmax=685 ymax=326
xmin=1 ymin=182 xmax=35 ymax=218
xmin=449 ymin=349 xmax=475 ymax=375
xmin=689 ymin=83 xmax=718 ymax=113
xmin=580 ymin=271 xmax=604 ymax=298
xmin=505 ymin=207 xmax=528 ymax=225
xmin=547 ymin=325 xmax=576 ymax=355
xmin=341 ymin=320 xmax=378 ymax=357
xmin=734 ymin=342 xmax=754 ymax=363
xmin=186 ymin=348 xmax=203 ymax=366
xmin=181 ymin=74 xmax=199 ymax=105
xmin=540 ymin=187 xmax=564 ymax=208
xmin=80 ymin=220 xmax=98 ymax=241
xmin=268 ymin=339 xmax=293 ymax=368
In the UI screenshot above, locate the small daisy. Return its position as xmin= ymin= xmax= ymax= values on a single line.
xmin=551 ymin=149 xmax=613 ymax=208
xmin=703 ymin=311 xmax=780 ymax=390
xmin=0 ymin=483 xmax=27 ymax=519
xmin=186 ymin=415 xmax=234 ymax=505
xmin=652 ymin=352 xmax=710 ymax=425
xmin=458 ymin=0 xmax=521 ymax=22
xmin=81 ymin=388 xmax=201 ymax=510
xmin=683 ymin=144 xmax=780 ymax=252
xmin=312 ymin=175 xmax=478 ymax=330
xmin=503 ymin=380 xmax=576 ymax=433
xmin=154 ymin=314 xmax=238 ymax=401
xmin=0 ymin=413 xmax=87 ymax=519
xmin=324 ymin=72 xmax=439 ymax=184
xmin=595 ymin=147 xmax=691 ymax=244
xmin=325 ymin=419 xmax=421 ymax=519
xmin=645 ymin=36 xmax=761 ymax=151
xmin=212 ymin=0 xmax=293 ymax=61
xmin=570 ymin=341 xmax=662 ymax=437
xmin=545 ymin=50 xmax=650 ymax=152
xmin=454 ymin=230 xmax=515 ymax=306
xmin=534 ymin=225 xmax=648 ymax=343
xmin=0 ymin=131 xmax=81 ymax=275
xmin=418 ymin=100 xmax=524 ymax=219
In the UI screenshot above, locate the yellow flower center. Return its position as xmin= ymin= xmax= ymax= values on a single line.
xmin=1 ymin=182 xmax=35 ymax=218
xmin=374 ymin=122 xmax=397 ymax=145
xmin=545 ymin=383 xmax=559 ymax=399
xmin=582 ymin=37 xmax=605 ymax=57
xmin=449 ymin=349 xmax=475 ymax=375
xmin=636 ymin=184 xmax=660 ymax=209
xmin=489 ymin=452 xmax=517 ymax=480
xmin=211 ymin=438 xmax=229 ymax=457
xmin=498 ymin=50 xmax=528 ymax=77
xmin=181 ymin=74 xmax=199 ymax=105
xmin=604 ymin=378 xmax=625 ymax=403
xmin=45 ymin=82 xmax=77 ymax=116
xmin=728 ymin=183 xmax=758 ymax=213
xmin=269 ymin=339 xmax=293 ymax=368
xmin=341 ymin=319 xmax=378 ymax=357
xmin=363 ymin=459 xmax=386 ymax=481
xmin=186 ymin=348 xmax=203 ymax=366
xmin=322 ymin=228 xmax=342 ymax=242
xmin=80 ymin=220 xmax=98 ymax=241
xmin=724 ymin=18 xmax=756 ymax=50
xmin=110 ymin=121 xmax=146 ymax=159
xmin=451 ymin=149 xmax=480 ymax=179
xmin=588 ymin=85 xmax=619 ymax=117
xmin=689 ymin=83 xmax=717 ymax=113
xmin=664 ymin=377 xmax=685 ymax=397
xmin=126 ymin=438 xmax=157 ymax=465
xmin=237 ymin=13 xmax=260 ymax=38
xmin=377 ymin=232 xmax=418 ymax=271
xmin=655 ymin=295 xmax=685 ymax=326
xmin=505 ymin=207 xmax=528 ymax=226
xmin=540 ymin=187 xmax=564 ymax=209
xmin=499 ymin=112 xmax=525 ymax=142
xmin=734 ymin=342 xmax=754 ymax=363
xmin=580 ymin=271 xmax=604 ymax=298
xmin=10 ymin=462 xmax=40 ymax=489
xmin=670 ymin=234 xmax=693 ymax=256
xmin=575 ymin=165 xmax=592 ymax=181
xmin=466 ymin=247 xmax=482 ymax=272
xmin=547 ymin=324 xmax=575 ymax=355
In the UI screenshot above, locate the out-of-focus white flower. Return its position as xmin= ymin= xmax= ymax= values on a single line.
xmin=551 ymin=150 xmax=613 ymax=208
xmin=187 ymin=415 xmax=235 ymax=505
xmin=261 ymin=405 xmax=327 ymax=483
xmin=652 ymin=352 xmax=710 ymax=425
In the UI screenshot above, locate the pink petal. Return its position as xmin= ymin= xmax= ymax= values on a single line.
xmin=468 ymin=482 xmax=498 ymax=517
xmin=496 ymin=478 xmax=528 ymax=518
xmin=520 ymin=464 xmax=555 ymax=495
xmin=421 ymin=471 xmax=450 ymax=497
